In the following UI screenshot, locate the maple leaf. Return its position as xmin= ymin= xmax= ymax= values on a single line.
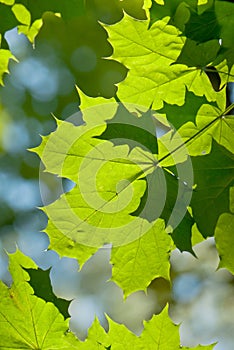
xmin=0 ymin=251 xmax=79 ymax=349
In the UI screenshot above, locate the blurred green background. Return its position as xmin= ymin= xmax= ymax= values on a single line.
xmin=0 ymin=1 xmax=234 ymax=348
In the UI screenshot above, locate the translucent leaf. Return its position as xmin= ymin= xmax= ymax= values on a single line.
xmin=33 ymin=98 xmax=176 ymax=284
xmin=197 ymin=0 xmax=208 ymax=4
xmin=173 ymin=92 xmax=233 ymax=156
xmin=0 ymin=251 xmax=79 ymax=349
xmin=0 ymin=47 xmax=15 ymax=85
xmin=111 ymin=219 xmax=172 ymax=296
xmin=78 ymin=305 xmax=215 ymax=349
xmin=0 ymin=0 xmax=15 ymax=4
xmin=0 ymin=251 xmax=214 ymax=349
xmin=154 ymin=0 xmax=164 ymax=5
xmin=12 ymin=3 xmax=31 ymax=25
xmin=107 ymin=305 xmax=215 ymax=349
xmin=215 ymin=187 xmax=234 ymax=274
xmin=105 ymin=14 xmax=218 ymax=109
xmin=77 ymin=318 xmax=109 ymax=349
xmin=215 ymin=212 xmax=234 ymax=274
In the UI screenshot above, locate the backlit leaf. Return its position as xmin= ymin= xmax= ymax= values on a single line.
xmin=105 ymin=14 xmax=218 ymax=109
xmin=0 ymin=251 xmax=79 ymax=349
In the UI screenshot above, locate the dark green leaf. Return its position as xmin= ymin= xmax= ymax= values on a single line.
xmin=25 ymin=267 xmax=71 ymax=319
xmin=184 ymin=6 xmax=221 ymax=43
xmin=158 ymin=90 xmax=212 ymax=130
xmin=175 ymin=39 xmax=220 ymax=68
xmin=190 ymin=140 xmax=234 ymax=237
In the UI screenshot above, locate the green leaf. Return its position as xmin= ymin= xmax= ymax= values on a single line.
xmin=215 ymin=212 xmax=234 ymax=274
xmin=158 ymin=90 xmax=210 ymax=130
xmin=12 ymin=3 xmax=31 ymax=25
xmin=175 ymin=93 xmax=233 ymax=156
xmin=87 ymin=305 xmax=215 ymax=349
xmin=121 ymin=0 xmax=147 ymax=20
xmin=197 ymin=0 xmax=208 ymax=4
xmin=0 ymin=250 xmax=79 ymax=349
xmin=159 ymin=165 xmax=195 ymax=254
xmin=156 ymin=127 xmax=233 ymax=249
xmin=0 ymin=255 xmax=215 ymax=350
xmin=105 ymin=14 xmax=218 ymax=109
xmin=25 ymin=267 xmax=71 ymax=319
xmin=111 ymin=219 xmax=172 ymax=296
xmin=175 ymin=39 xmax=220 ymax=68
xmin=0 ymin=0 xmax=15 ymax=4
xmin=97 ymin=103 xmax=158 ymax=154
xmin=149 ymin=0 xmax=196 ymax=28
xmin=184 ymin=4 xmax=221 ymax=43
xmin=140 ymin=305 xmax=180 ymax=349
xmin=154 ymin=0 xmax=164 ymax=4
xmin=86 ymin=0 xmax=147 ymax=24
xmin=215 ymin=187 xmax=234 ymax=274
xmin=0 ymin=44 xmax=16 ymax=85
xmin=77 ymin=318 xmax=109 ymax=349
xmin=0 ymin=2 xmax=42 ymax=45
xmin=34 ymin=100 xmax=175 ymax=288
xmin=215 ymin=1 xmax=234 ymax=71
xmin=107 ymin=305 xmax=215 ymax=349
xmin=42 ymin=141 xmax=154 ymax=245
xmin=170 ymin=210 xmax=195 ymax=254
xmin=190 ymin=141 xmax=234 ymax=238
xmin=45 ymin=217 xmax=98 ymax=268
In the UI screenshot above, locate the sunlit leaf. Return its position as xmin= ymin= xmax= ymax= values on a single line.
xmin=111 ymin=219 xmax=172 ymax=296
xmin=0 ymin=251 xmax=79 ymax=349
xmin=105 ymin=14 xmax=218 ymax=109
xmin=215 ymin=187 xmax=234 ymax=274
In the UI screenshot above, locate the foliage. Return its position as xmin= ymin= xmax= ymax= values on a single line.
xmin=0 ymin=0 xmax=233 ymax=348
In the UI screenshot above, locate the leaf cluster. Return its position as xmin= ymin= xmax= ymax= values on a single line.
xmin=0 ymin=0 xmax=233 ymax=348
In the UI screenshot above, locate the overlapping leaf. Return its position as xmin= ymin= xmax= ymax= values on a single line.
xmin=168 ymin=90 xmax=232 ymax=157
xmin=0 ymin=250 xmax=79 ymax=349
xmin=105 ymin=13 xmax=219 ymax=109
xmin=33 ymin=96 xmax=176 ymax=289
xmin=0 ymin=0 xmax=233 ymax=349
xmin=25 ymin=267 xmax=70 ymax=319
xmin=0 ymin=251 xmax=215 ymax=349
xmin=74 ymin=305 xmax=215 ymax=350
xmin=190 ymin=141 xmax=233 ymax=238
xmin=35 ymin=117 xmax=162 ymax=259
xmin=158 ymin=90 xmax=210 ymax=130
xmin=158 ymin=139 xmax=234 ymax=248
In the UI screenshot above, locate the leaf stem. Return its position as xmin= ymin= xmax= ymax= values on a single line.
xmin=157 ymin=103 xmax=234 ymax=164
